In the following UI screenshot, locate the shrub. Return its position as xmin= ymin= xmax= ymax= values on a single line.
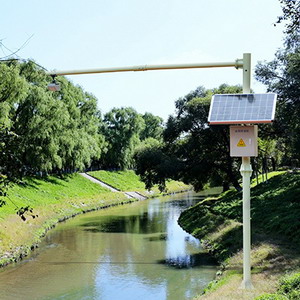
xmin=287 ymin=290 xmax=300 ymax=300
xmin=255 ymin=273 xmax=300 ymax=300
xmin=254 ymin=294 xmax=288 ymax=300
xmin=278 ymin=272 xmax=300 ymax=294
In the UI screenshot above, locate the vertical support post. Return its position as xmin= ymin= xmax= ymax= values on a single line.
xmin=241 ymin=53 xmax=253 ymax=289
xmin=243 ymin=53 xmax=251 ymax=94
xmin=240 ymin=157 xmax=254 ymax=289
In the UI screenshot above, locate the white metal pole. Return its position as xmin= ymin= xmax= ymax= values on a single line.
xmin=242 ymin=53 xmax=251 ymax=94
xmin=240 ymin=157 xmax=253 ymax=289
xmin=46 ymin=60 xmax=243 ymax=76
xmin=240 ymin=53 xmax=254 ymax=289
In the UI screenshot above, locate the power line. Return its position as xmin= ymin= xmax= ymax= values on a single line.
xmin=0 ymin=34 xmax=34 ymax=60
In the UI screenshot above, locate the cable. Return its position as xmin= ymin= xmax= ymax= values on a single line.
xmin=0 ymin=34 xmax=34 ymax=60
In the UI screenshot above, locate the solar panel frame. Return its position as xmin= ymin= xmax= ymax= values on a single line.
xmin=208 ymin=93 xmax=277 ymax=125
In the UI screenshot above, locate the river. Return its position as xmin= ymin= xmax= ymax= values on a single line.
xmin=0 ymin=190 xmax=220 ymax=300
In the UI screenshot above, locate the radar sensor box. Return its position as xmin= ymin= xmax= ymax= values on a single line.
xmin=230 ymin=125 xmax=258 ymax=157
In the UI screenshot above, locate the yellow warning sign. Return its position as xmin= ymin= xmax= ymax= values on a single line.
xmin=237 ymin=138 xmax=246 ymax=147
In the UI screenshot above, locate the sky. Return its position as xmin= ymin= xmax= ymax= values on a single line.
xmin=1 ymin=0 xmax=285 ymax=121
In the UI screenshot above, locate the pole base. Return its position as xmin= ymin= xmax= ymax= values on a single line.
xmin=240 ymin=279 xmax=254 ymax=290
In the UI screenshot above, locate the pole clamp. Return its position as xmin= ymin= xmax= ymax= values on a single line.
xmin=235 ymin=58 xmax=243 ymax=69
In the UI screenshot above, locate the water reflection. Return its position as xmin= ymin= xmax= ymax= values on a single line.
xmin=80 ymin=212 xmax=161 ymax=234
xmin=165 ymin=198 xmax=200 ymax=268
xmin=158 ymin=253 xmax=217 ymax=269
xmin=0 ymin=191 xmax=220 ymax=300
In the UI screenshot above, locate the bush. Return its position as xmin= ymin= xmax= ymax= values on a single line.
xmin=255 ymin=273 xmax=300 ymax=300
xmin=278 ymin=272 xmax=300 ymax=294
xmin=254 ymin=294 xmax=288 ymax=300
xmin=287 ymin=290 xmax=300 ymax=300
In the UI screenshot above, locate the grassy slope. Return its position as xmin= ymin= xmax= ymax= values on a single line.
xmin=178 ymin=171 xmax=300 ymax=299
xmin=0 ymin=174 xmax=120 ymax=218
xmin=88 ymin=170 xmax=146 ymax=192
xmin=88 ymin=170 xmax=190 ymax=195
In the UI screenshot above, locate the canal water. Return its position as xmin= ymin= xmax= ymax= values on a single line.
xmin=0 ymin=190 xmax=220 ymax=300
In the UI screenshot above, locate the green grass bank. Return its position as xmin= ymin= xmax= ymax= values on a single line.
xmin=87 ymin=170 xmax=188 ymax=195
xmin=0 ymin=170 xmax=190 ymax=268
xmin=178 ymin=171 xmax=300 ymax=299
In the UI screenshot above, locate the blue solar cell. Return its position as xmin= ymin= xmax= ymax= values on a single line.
xmin=208 ymin=93 xmax=277 ymax=124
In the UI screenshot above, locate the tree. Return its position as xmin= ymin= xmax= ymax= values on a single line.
xmin=0 ymin=61 xmax=28 ymax=198
xmin=0 ymin=60 xmax=105 ymax=175
xmin=276 ymin=0 xmax=300 ymax=35
xmin=135 ymin=144 xmax=181 ymax=191
xmin=140 ymin=112 xmax=163 ymax=141
xmin=255 ymin=5 xmax=300 ymax=165
xmin=135 ymin=84 xmax=244 ymax=192
xmin=0 ymin=61 xmax=28 ymax=129
xmin=101 ymin=107 xmax=145 ymax=169
xmin=54 ymin=77 xmax=105 ymax=172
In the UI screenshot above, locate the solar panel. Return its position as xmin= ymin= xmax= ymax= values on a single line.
xmin=208 ymin=93 xmax=277 ymax=125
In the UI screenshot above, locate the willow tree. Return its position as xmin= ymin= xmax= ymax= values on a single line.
xmin=0 ymin=60 xmax=105 ymax=175
xmin=101 ymin=107 xmax=145 ymax=170
xmin=0 ymin=62 xmax=28 ymax=201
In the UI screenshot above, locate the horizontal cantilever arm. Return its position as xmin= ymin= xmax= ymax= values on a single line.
xmin=46 ymin=59 xmax=244 ymax=76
